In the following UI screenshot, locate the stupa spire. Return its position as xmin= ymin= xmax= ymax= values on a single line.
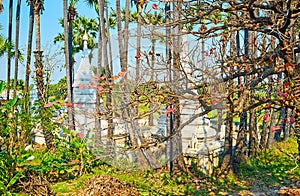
xmin=82 ymin=31 xmax=89 ymax=57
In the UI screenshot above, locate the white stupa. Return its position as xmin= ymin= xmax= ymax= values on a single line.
xmin=73 ymin=31 xmax=96 ymax=136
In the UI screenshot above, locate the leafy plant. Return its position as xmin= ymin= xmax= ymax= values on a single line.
xmin=0 ymin=81 xmax=32 ymax=195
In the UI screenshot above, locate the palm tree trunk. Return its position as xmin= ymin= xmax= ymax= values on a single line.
xmin=64 ymin=1 xmax=76 ymax=133
xmin=105 ymin=7 xmax=113 ymax=74
xmin=95 ymin=11 xmax=103 ymax=147
xmin=24 ymin=3 xmax=34 ymax=110
xmin=13 ymin=0 xmax=21 ymax=97
xmin=98 ymin=0 xmax=113 ymax=148
xmin=33 ymin=1 xmax=53 ymax=149
xmin=7 ymin=0 xmax=13 ymax=100
xmin=95 ymin=19 xmax=103 ymax=147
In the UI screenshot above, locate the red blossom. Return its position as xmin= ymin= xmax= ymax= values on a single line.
xmin=237 ymin=84 xmax=243 ymax=88
xmin=69 ymin=160 xmax=79 ymax=165
xmin=64 ymin=102 xmax=73 ymax=107
xmin=135 ymin=51 xmax=141 ymax=59
xmin=152 ymin=3 xmax=158 ymax=10
xmin=91 ymin=75 xmax=101 ymax=80
xmin=257 ymin=115 xmax=264 ymax=121
xmin=76 ymin=132 xmax=84 ymax=139
xmin=285 ymin=62 xmax=295 ymax=68
xmin=290 ymin=116 xmax=295 ymax=124
xmin=198 ymin=10 xmax=203 ymax=17
xmin=89 ymin=81 xmax=95 ymax=86
xmin=284 ymin=81 xmax=291 ymax=87
xmin=78 ymin=83 xmax=87 ymax=90
xmin=271 ymin=126 xmax=281 ymax=132
xmin=118 ymin=72 xmax=126 ymax=78
xmin=97 ymin=85 xmax=104 ymax=91
xmin=109 ymin=75 xmax=119 ymax=81
xmin=211 ymin=98 xmax=217 ymax=105
xmin=100 ymin=75 xmax=107 ymax=80
xmin=166 ymin=107 xmax=176 ymax=115
xmin=264 ymin=114 xmax=270 ymax=122
xmin=44 ymin=102 xmax=55 ymax=108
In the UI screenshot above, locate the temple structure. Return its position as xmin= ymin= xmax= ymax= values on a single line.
xmin=73 ymin=32 xmax=96 ymax=137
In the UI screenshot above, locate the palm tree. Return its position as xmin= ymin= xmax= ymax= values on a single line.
xmin=31 ymin=0 xmax=54 ymax=149
xmin=13 ymin=0 xmax=21 ymax=97
xmin=84 ymin=0 xmax=103 ymax=145
xmin=116 ymin=0 xmax=130 ymax=74
xmin=24 ymin=2 xmax=34 ymax=107
xmin=54 ymin=16 xmax=98 ymax=53
xmin=98 ymin=0 xmax=113 ymax=147
xmin=63 ymin=0 xmax=76 ymax=134
xmin=0 ymin=25 xmax=11 ymax=57
xmin=7 ymin=0 xmax=13 ymax=100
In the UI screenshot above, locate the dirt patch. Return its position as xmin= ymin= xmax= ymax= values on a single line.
xmin=79 ymin=176 xmax=140 ymax=196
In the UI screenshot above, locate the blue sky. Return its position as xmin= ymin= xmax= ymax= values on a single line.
xmin=0 ymin=1 xmax=177 ymax=84
xmin=0 ymin=0 xmax=103 ymax=83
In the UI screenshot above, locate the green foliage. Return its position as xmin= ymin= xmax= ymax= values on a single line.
xmin=24 ymin=131 xmax=95 ymax=183
xmin=245 ymin=138 xmax=300 ymax=181
xmin=0 ymin=81 xmax=33 ymax=195
xmin=54 ymin=16 xmax=98 ymax=53
xmin=48 ymin=77 xmax=67 ymax=100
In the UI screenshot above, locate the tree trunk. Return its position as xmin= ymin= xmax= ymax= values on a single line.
xmin=291 ymin=65 xmax=300 ymax=159
xmin=95 ymin=10 xmax=103 ymax=147
xmin=259 ymin=78 xmax=273 ymax=150
xmin=7 ymin=0 xmax=13 ymax=100
xmin=267 ymin=107 xmax=277 ymax=148
xmin=24 ymin=4 xmax=34 ymax=110
xmin=133 ymin=3 xmax=142 ymax=117
xmin=33 ymin=1 xmax=53 ymax=150
xmin=283 ymin=108 xmax=292 ymax=140
xmin=116 ymin=0 xmax=129 ymax=72
xmin=233 ymin=30 xmax=248 ymax=171
xmin=220 ymin=30 xmax=236 ymax=175
xmin=148 ymin=26 xmax=155 ymax=126
xmin=13 ymin=0 xmax=21 ymax=97
xmin=64 ymin=1 xmax=76 ymax=135
xmin=249 ymin=99 xmax=258 ymax=157
xmin=98 ymin=0 xmax=113 ymax=149
xmin=248 ymin=30 xmax=258 ymax=157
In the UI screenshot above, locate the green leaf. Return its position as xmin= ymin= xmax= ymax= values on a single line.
xmin=7 ymin=96 xmax=18 ymax=107
xmin=7 ymin=171 xmax=24 ymax=188
xmin=17 ymin=154 xmax=32 ymax=164
xmin=0 ymin=81 xmax=4 ymax=94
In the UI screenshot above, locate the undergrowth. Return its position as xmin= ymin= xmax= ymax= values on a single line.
xmin=12 ymin=138 xmax=300 ymax=195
